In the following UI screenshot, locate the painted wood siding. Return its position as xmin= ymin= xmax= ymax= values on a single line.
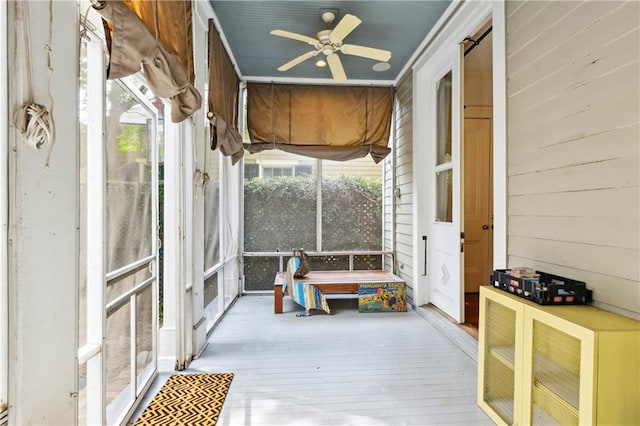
xmin=505 ymin=1 xmax=640 ymax=318
xmin=383 ymin=116 xmax=394 ymax=272
xmin=391 ymin=71 xmax=415 ymax=302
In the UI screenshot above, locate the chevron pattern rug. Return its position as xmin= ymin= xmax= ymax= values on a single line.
xmin=133 ymin=373 xmax=234 ymax=425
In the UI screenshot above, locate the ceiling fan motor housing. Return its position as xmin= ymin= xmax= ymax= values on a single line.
xmin=317 ymin=29 xmax=339 ymax=55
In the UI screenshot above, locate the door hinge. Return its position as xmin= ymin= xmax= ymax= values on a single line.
xmin=460 ymin=232 xmax=465 ymax=253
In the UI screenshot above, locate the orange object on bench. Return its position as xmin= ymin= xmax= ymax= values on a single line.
xmin=273 ymin=270 xmax=404 ymax=314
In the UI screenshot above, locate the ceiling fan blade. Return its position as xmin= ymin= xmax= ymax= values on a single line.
xmin=271 ymin=29 xmax=318 ymax=46
xmin=340 ymin=44 xmax=391 ymax=62
xmin=329 ymin=14 xmax=361 ymax=44
xmin=277 ymin=50 xmax=319 ymax=71
xmin=327 ymin=53 xmax=346 ymax=82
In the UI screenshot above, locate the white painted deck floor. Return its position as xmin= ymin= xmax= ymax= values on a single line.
xmin=133 ymin=295 xmax=493 ymax=426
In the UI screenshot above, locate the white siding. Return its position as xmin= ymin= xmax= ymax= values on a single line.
xmin=505 ymin=0 xmax=640 ymax=318
xmin=391 ymin=71 xmax=415 ymax=302
xmin=383 ymin=117 xmax=394 ymax=272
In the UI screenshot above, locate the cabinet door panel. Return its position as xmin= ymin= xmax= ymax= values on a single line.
xmin=478 ymin=287 xmax=525 ymax=425
xmin=523 ymin=308 xmax=595 ymax=425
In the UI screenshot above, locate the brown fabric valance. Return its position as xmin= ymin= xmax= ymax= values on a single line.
xmin=208 ymin=20 xmax=243 ymax=165
xmin=246 ymin=83 xmax=393 ymax=163
xmin=95 ymin=0 xmax=201 ymax=123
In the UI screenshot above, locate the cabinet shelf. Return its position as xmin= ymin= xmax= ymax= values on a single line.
xmin=489 ymin=345 xmax=515 ymax=369
xmin=487 ymin=398 xmax=514 ymax=424
xmin=532 ymin=403 xmax=561 ymax=426
xmin=533 ymin=352 xmax=579 ymax=409
xmin=532 ymin=382 xmax=579 ymax=425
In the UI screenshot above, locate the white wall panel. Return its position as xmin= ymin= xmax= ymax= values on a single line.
xmin=8 ymin=2 xmax=78 ymax=423
xmin=505 ymin=0 xmax=640 ymax=318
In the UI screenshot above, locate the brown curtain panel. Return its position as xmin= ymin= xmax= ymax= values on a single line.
xmin=208 ymin=20 xmax=243 ymax=165
xmin=122 ymin=0 xmax=195 ymax=83
xmin=246 ymin=83 xmax=393 ymax=163
xmin=94 ymin=0 xmax=201 ymax=123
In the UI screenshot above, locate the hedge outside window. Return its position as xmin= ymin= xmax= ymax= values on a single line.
xmin=243 ymin=151 xmax=382 ymax=291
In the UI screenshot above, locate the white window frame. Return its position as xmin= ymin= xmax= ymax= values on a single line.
xmin=262 ymin=166 xmax=294 ymax=178
xmin=79 ymin=35 xmax=107 ymax=426
xmin=241 ymin=153 xmax=390 ymax=288
xmin=104 ymin=75 xmax=159 ymax=425
xmin=244 ymin=163 xmax=259 ymax=180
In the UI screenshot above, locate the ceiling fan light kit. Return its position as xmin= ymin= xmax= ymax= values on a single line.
xmin=372 ymin=62 xmax=391 ymax=72
xmin=270 ymin=11 xmax=392 ymax=82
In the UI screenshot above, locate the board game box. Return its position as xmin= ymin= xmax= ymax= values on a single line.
xmin=358 ymin=282 xmax=407 ymax=313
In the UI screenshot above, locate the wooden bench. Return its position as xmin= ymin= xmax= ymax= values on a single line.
xmin=273 ymin=270 xmax=404 ymax=314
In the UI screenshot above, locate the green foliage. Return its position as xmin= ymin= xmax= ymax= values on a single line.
xmin=243 ymin=174 xmax=382 ymax=253
xmin=321 ymin=175 xmax=382 ymax=251
xmin=117 ymin=124 xmax=146 ymax=153
xmin=244 ymin=175 xmax=317 ymax=252
xmin=243 ymin=174 xmax=383 ymax=290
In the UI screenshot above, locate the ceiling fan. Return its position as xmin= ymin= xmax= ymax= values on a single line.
xmin=270 ymin=11 xmax=391 ymax=82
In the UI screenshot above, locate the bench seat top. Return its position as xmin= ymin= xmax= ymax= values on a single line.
xmin=274 ymin=270 xmax=403 ymax=286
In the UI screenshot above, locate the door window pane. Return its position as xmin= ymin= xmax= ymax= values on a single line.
xmin=223 ymin=262 xmax=239 ymax=310
xmin=106 ymin=267 xmax=152 ymax=305
xmin=135 ymin=285 xmax=154 ymax=393
xmin=436 ymin=169 xmax=453 ymax=223
xmin=106 ymin=303 xmax=131 ymax=423
xmin=105 ymin=81 xmax=154 ymax=272
xmin=204 ymin=272 xmax=218 ymax=308
xmin=103 ymin=77 xmax=158 ymax=425
xmin=436 ymin=71 xmax=453 ymax=166
xmin=204 ymin=149 xmax=221 ymax=270
xmin=78 ymin=38 xmax=89 ymax=349
xmin=203 ymin=273 xmax=220 ymax=326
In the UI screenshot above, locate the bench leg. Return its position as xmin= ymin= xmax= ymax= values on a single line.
xmin=274 ymin=284 xmax=283 ymax=314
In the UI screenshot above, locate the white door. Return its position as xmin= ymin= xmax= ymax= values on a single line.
xmin=78 ymin=36 xmax=160 ymax=425
xmin=426 ymin=46 xmax=464 ymax=323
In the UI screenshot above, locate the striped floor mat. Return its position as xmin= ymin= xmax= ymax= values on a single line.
xmin=133 ymin=373 xmax=234 ymax=425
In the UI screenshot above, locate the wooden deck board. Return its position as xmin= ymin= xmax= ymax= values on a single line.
xmin=133 ymin=296 xmax=491 ymax=425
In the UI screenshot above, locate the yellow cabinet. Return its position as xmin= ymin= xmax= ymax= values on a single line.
xmin=478 ymin=285 xmax=640 ymax=425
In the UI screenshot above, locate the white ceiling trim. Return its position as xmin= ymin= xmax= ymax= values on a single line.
xmin=195 ymin=0 xmax=243 ymax=80
xmin=243 ymin=75 xmax=395 ymax=87
xmin=395 ymin=0 xmax=462 ymax=86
